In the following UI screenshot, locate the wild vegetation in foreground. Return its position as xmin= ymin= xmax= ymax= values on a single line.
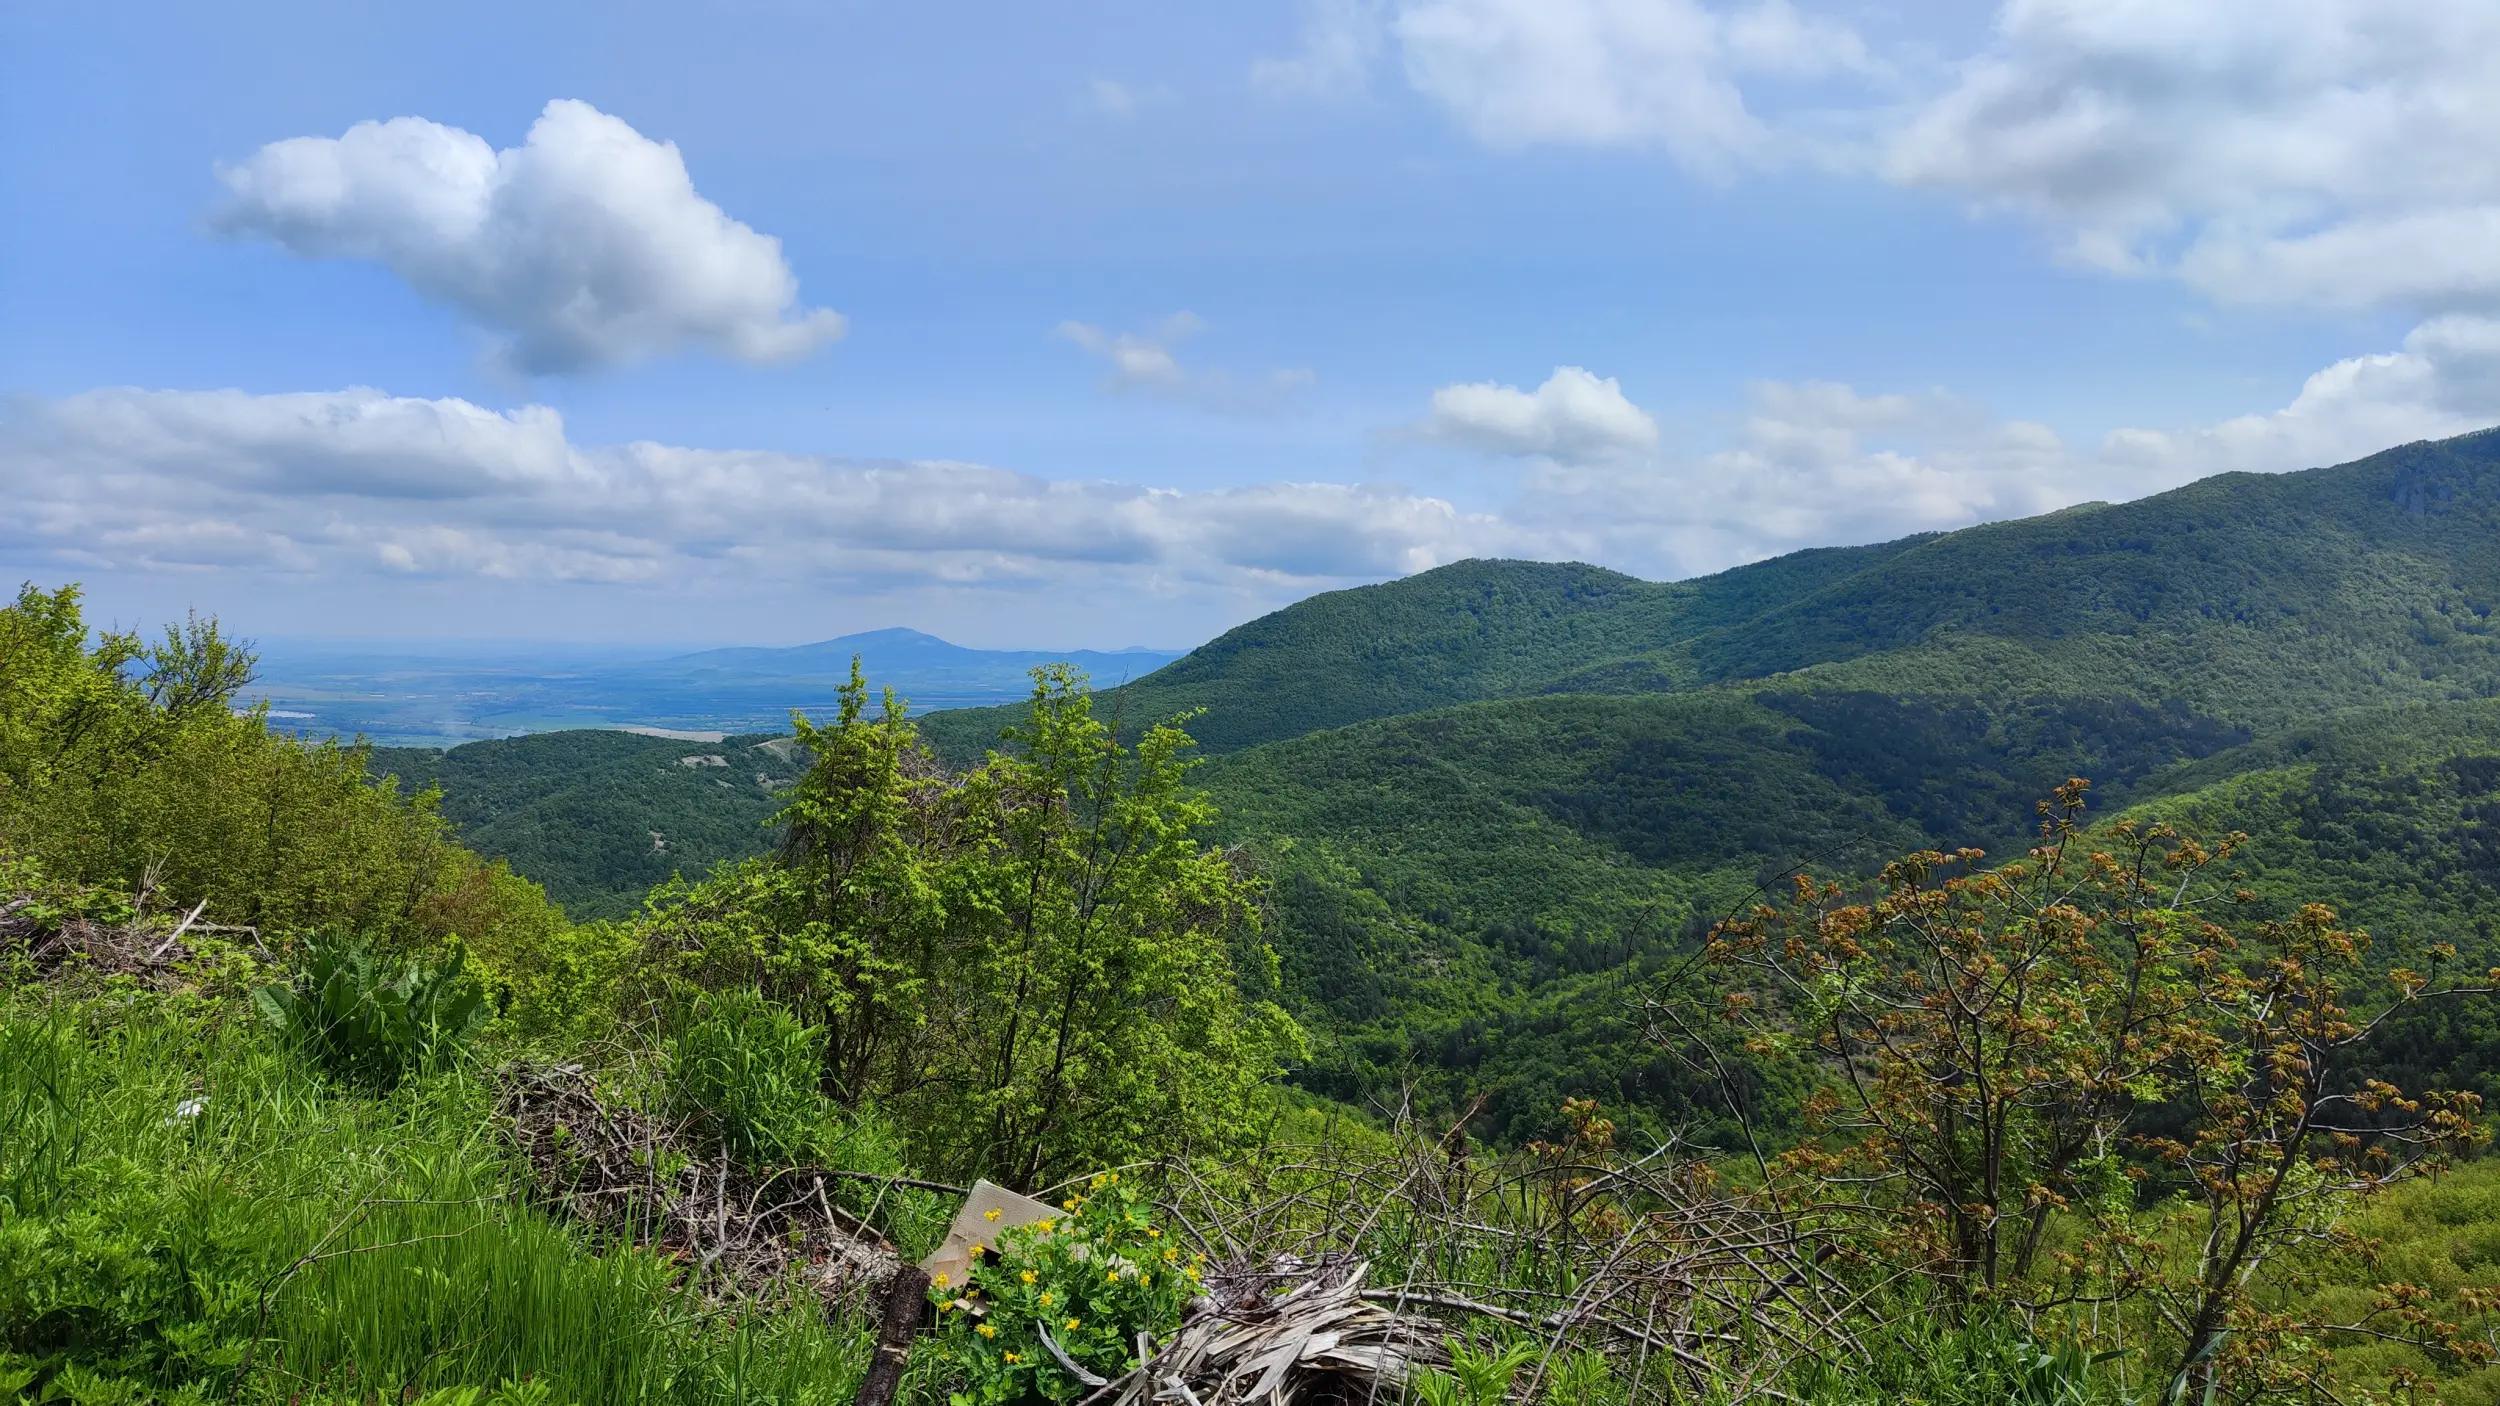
xmin=10 ymin=579 xmax=2500 ymax=1405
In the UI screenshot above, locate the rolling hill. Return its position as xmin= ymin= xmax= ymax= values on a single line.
xmin=382 ymin=426 xmax=2500 ymax=1137
xmin=933 ymin=428 xmax=2500 ymax=762
xmin=372 ymin=730 xmax=809 ymax=919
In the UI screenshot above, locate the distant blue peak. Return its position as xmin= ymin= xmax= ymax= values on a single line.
xmin=814 ymin=626 xmax=955 ymax=649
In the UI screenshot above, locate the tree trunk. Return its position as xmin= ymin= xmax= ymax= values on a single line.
xmin=852 ymin=1265 xmax=930 ymax=1406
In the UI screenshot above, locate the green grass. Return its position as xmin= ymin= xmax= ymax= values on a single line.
xmin=0 ymin=991 xmax=877 ymax=1405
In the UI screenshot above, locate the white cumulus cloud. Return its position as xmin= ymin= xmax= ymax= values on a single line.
xmin=10 ymin=323 xmax=2496 ymax=630
xmin=1422 ymin=366 xmax=1662 ymax=459
xmin=1351 ymin=1 xmax=2500 ymax=318
xmin=1421 ymin=320 xmax=2500 ymax=578
xmin=213 ymin=99 xmax=845 ymax=373
xmin=1389 ymin=0 xmax=1877 ymax=173
xmin=1884 ymin=1 xmax=2500 ymax=311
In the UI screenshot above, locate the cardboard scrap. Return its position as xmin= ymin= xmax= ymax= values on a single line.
xmin=919 ymin=1179 xmax=1056 ymax=1291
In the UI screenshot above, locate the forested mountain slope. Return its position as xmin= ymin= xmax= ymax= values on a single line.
xmin=930 ymin=429 xmax=2500 ymax=762
xmin=1171 ymin=429 xmax=2500 ymax=1132
xmin=385 ymin=428 xmax=2500 ymax=1137
xmin=920 ymin=541 xmax=1932 ymax=758
xmin=1631 ymin=431 xmax=2500 ymax=722
xmin=374 ymin=731 xmax=806 ymax=919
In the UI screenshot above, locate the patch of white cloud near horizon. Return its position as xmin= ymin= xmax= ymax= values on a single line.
xmin=8 ymin=318 xmax=2497 ymax=605
xmin=0 ymin=387 xmax=1515 ymax=592
xmin=1437 ymin=319 xmax=2500 ymax=574
xmin=1056 ymin=314 xmax=1317 ymax=413
xmin=212 ymin=99 xmax=845 ymax=373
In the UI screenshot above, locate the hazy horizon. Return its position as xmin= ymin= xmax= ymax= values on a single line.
xmin=8 ymin=3 xmax=2499 ymax=644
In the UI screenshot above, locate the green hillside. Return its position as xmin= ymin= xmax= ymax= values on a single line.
xmin=378 ymin=428 xmax=2500 ymax=1136
xmin=919 ymin=541 xmax=1932 ymax=759
xmin=929 ymin=429 xmax=2500 ymax=767
xmin=373 ymin=730 xmax=807 ymax=919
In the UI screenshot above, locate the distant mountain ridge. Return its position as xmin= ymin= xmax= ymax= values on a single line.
xmin=660 ymin=627 xmax=1179 ymax=683
xmin=924 ymin=427 xmax=2500 ymax=759
xmin=254 ymin=628 xmax=1185 ymax=747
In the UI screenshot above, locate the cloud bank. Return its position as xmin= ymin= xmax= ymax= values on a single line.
xmin=12 ymin=317 xmax=2494 ymax=623
xmin=0 ymin=387 xmax=1512 ymax=597
xmin=1261 ymin=0 xmax=2500 ymax=317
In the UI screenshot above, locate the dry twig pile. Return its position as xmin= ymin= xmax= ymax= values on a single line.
xmin=1144 ymin=1123 xmax=1883 ymax=1405
xmin=497 ymin=1062 xmax=903 ymax=1309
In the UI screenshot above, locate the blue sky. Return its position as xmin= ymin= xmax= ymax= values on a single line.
xmin=5 ymin=1 xmax=2495 ymax=648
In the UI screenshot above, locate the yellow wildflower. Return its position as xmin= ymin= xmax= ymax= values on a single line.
xmin=1036 ymin=1219 xmax=1055 ymax=1234
xmin=1162 ymin=1247 xmax=1179 ymax=1264
xmin=1185 ymin=1265 xmax=1201 ymax=1282
xmin=969 ymin=1243 xmax=985 ymax=1259
xmin=1146 ymin=1227 xmax=1162 ymax=1239
xmin=1062 ymin=1197 xmax=1081 ymax=1211
xmin=1089 ymin=1172 xmax=1108 ymax=1189
xmin=1107 ymin=1172 xmax=1120 ymax=1185
xmin=1140 ymin=1276 xmax=1151 ymax=1287
xmin=983 ymin=1208 xmax=1003 ymax=1222
xmin=1004 ymin=1352 xmax=1022 ymax=1365
xmin=976 ymin=1323 xmax=997 ymax=1339
xmin=1106 ymin=1270 xmax=1119 ymax=1282
xmin=1019 ymin=1270 xmax=1037 ymax=1285
xmin=933 ymin=1272 xmax=951 ymax=1290
xmin=1065 ymin=1318 xmax=1081 ymax=1332
xmin=1039 ymin=1291 xmax=1055 ymax=1307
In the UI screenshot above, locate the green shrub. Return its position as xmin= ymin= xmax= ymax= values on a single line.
xmin=929 ymin=1175 xmax=1192 ymax=1404
xmin=642 ymin=663 xmax=1300 ymax=1190
xmin=252 ymin=937 xmax=489 ymax=1090
xmin=668 ymin=991 xmax=833 ymax=1168
xmin=1 ymin=583 xmax=567 ymax=963
xmin=1410 ymin=1339 xmax=1539 ymax=1406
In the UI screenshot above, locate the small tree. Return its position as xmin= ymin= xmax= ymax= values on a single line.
xmin=642 ymin=663 xmax=1300 ymax=1187
xmin=947 ymin=666 xmax=1301 ymax=1187
xmin=771 ymin=660 xmax=952 ymax=1100
xmin=1680 ymin=780 xmax=2492 ymax=1398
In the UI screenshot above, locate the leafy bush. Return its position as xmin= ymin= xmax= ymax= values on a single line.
xmin=645 ymin=663 xmax=1301 ymax=1188
xmin=669 ymin=991 xmax=834 ymax=1168
xmin=1 ymin=584 xmax=566 ymax=965
xmin=928 ymin=1175 xmax=1193 ymax=1404
xmin=252 ymin=937 xmax=489 ymax=1090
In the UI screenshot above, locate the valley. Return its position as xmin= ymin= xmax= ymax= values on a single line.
xmin=383 ymin=427 xmax=2500 ymax=1140
xmin=254 ymin=629 xmax=1183 ymax=747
